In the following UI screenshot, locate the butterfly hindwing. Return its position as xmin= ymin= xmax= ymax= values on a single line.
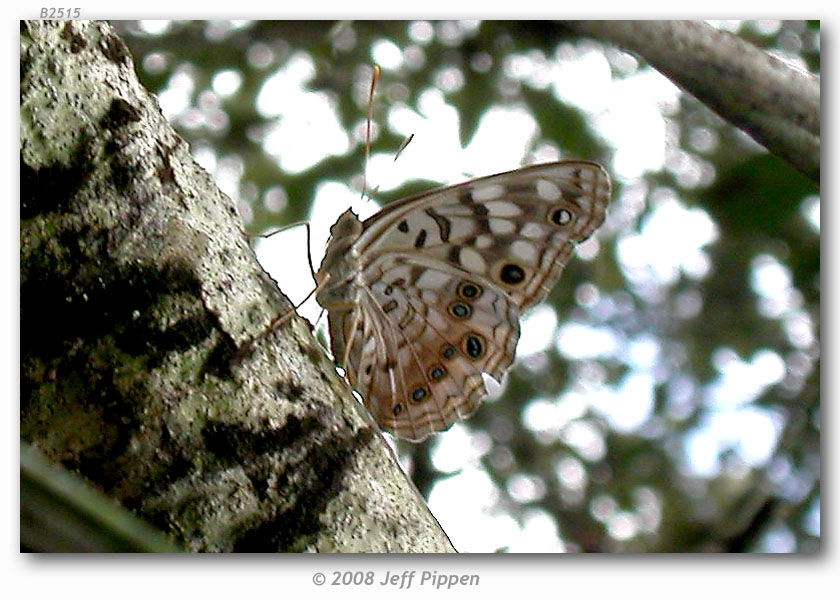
xmin=357 ymin=259 xmax=520 ymax=441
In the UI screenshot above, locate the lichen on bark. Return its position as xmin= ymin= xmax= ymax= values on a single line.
xmin=20 ymin=19 xmax=454 ymax=553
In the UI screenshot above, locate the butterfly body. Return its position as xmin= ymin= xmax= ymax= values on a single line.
xmin=315 ymin=161 xmax=610 ymax=442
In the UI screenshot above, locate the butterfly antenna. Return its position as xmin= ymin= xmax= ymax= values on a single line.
xmin=303 ymin=220 xmax=316 ymax=284
xmin=233 ymin=220 xmax=322 ymax=364
xmin=251 ymin=220 xmax=318 ymax=285
xmin=250 ymin=219 xmax=304 ymax=240
xmin=361 ymin=64 xmax=380 ymax=203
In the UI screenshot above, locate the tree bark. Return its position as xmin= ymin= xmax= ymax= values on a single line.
xmin=20 ymin=20 xmax=454 ymax=553
xmin=567 ymin=20 xmax=820 ymax=184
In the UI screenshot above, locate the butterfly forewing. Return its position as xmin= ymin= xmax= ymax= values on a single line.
xmin=316 ymin=160 xmax=610 ymax=441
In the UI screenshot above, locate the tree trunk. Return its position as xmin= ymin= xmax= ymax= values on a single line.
xmin=20 ymin=19 xmax=454 ymax=553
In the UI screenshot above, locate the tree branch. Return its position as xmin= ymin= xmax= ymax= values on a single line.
xmin=20 ymin=20 xmax=453 ymax=553
xmin=568 ymin=20 xmax=820 ymax=183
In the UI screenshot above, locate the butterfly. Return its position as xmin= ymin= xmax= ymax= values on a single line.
xmin=310 ymin=160 xmax=610 ymax=442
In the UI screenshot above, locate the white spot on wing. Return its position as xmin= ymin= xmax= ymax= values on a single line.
xmin=511 ymin=239 xmax=538 ymax=264
xmin=459 ymin=247 xmax=488 ymax=274
xmin=489 ymin=218 xmax=516 ymax=234
xmin=555 ymin=209 xmax=572 ymax=225
xmin=472 ymin=184 xmax=505 ymax=201
xmin=537 ymin=179 xmax=561 ymax=201
xmin=362 ymin=336 xmax=376 ymax=353
xmin=520 ymin=222 xmax=549 ymax=239
xmin=427 ymin=308 xmax=448 ymax=330
xmin=449 ymin=216 xmax=476 ymax=239
xmin=416 ymin=269 xmax=451 ymax=290
xmin=475 ymin=234 xmax=493 ymax=249
xmin=576 ymin=197 xmax=593 ymax=212
xmin=485 ymin=201 xmax=521 ymax=217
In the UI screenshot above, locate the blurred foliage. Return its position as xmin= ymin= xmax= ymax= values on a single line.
xmin=110 ymin=19 xmax=820 ymax=553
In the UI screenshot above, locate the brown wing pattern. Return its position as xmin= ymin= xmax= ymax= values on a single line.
xmin=321 ymin=161 xmax=610 ymax=441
